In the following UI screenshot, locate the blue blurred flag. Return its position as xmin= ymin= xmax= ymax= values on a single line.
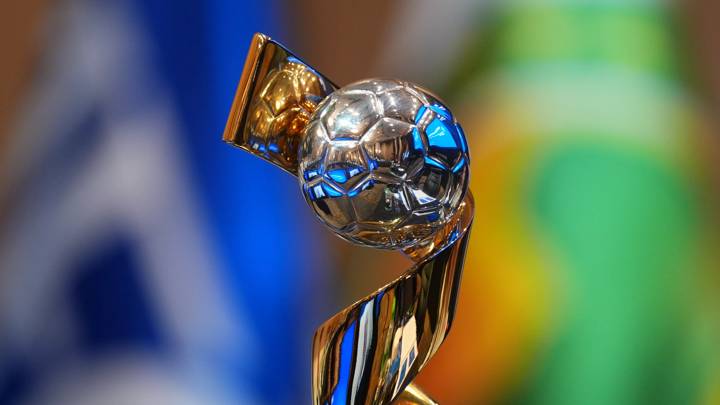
xmin=0 ymin=0 xmax=324 ymax=404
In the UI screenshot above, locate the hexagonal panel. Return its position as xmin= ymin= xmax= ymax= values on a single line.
xmin=299 ymin=120 xmax=328 ymax=181
xmin=321 ymin=91 xmax=381 ymax=141
xmin=445 ymin=158 xmax=469 ymax=209
xmin=378 ymin=88 xmax=424 ymax=123
xmin=456 ymin=122 xmax=469 ymax=155
xmin=403 ymin=207 xmax=447 ymax=227
xmin=362 ymin=118 xmax=424 ymax=179
xmin=422 ymin=112 xmax=463 ymax=168
xmin=346 ymin=79 xmax=403 ymax=95
xmin=351 ymin=179 xmax=411 ymax=228
xmin=406 ymin=163 xmax=453 ymax=208
xmin=403 ymin=83 xmax=431 ymax=106
xmin=304 ymin=181 xmax=356 ymax=231
xmin=322 ymin=142 xmax=368 ymax=191
xmin=394 ymin=207 xmax=445 ymax=242
xmin=347 ymin=226 xmax=395 ymax=247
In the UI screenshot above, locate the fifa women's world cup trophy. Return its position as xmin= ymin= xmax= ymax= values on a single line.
xmin=223 ymin=34 xmax=474 ymax=405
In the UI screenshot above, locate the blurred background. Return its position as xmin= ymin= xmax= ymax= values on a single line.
xmin=1 ymin=0 xmax=719 ymax=404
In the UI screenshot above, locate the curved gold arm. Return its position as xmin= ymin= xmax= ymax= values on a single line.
xmin=223 ymin=33 xmax=337 ymax=175
xmin=223 ymin=33 xmax=474 ymax=405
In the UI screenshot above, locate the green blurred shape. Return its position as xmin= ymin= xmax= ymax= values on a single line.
xmin=498 ymin=5 xmax=681 ymax=77
xmin=524 ymin=140 xmax=704 ymax=405
xmin=448 ymin=2 xmax=718 ymax=404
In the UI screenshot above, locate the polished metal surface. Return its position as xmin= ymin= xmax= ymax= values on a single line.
xmin=223 ymin=33 xmax=474 ymax=405
xmin=223 ymin=33 xmax=337 ymax=174
xmin=312 ymin=193 xmax=473 ymax=405
xmin=299 ymin=79 xmax=470 ymax=249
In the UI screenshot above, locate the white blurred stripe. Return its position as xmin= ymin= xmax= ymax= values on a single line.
xmin=23 ymin=353 xmax=249 ymax=405
xmin=374 ymin=0 xmax=488 ymax=89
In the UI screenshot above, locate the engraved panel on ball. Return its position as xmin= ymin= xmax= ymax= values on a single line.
xmin=380 ymin=87 xmax=425 ymax=123
xmin=299 ymin=120 xmax=328 ymax=182
xmin=346 ymin=79 xmax=403 ymax=95
xmin=407 ymin=162 xmax=454 ymax=209
xmin=322 ymin=140 xmax=368 ymax=191
xmin=395 ymin=207 xmax=447 ymax=244
xmin=351 ymin=180 xmax=412 ymax=229
xmin=416 ymin=105 xmax=463 ymax=169
xmin=362 ymin=118 xmax=423 ymax=179
xmin=348 ymin=225 xmax=395 ymax=248
xmin=303 ymin=181 xmax=356 ymax=231
xmin=322 ymin=91 xmax=381 ymax=140
xmin=446 ymin=154 xmax=469 ymax=208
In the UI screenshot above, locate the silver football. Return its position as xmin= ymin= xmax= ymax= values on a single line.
xmin=298 ymin=79 xmax=469 ymax=249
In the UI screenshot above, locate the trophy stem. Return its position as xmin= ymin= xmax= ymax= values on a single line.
xmin=393 ymin=383 xmax=439 ymax=405
xmin=311 ymin=194 xmax=474 ymax=405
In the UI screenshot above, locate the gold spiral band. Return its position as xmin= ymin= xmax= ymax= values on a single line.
xmin=311 ymin=194 xmax=473 ymax=405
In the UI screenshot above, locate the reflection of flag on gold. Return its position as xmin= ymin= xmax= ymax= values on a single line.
xmin=417 ymin=2 xmax=720 ymax=404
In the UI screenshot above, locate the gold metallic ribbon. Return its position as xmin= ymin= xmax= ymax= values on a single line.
xmin=223 ymin=33 xmax=474 ymax=405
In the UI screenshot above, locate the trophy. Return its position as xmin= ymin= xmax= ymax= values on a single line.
xmin=223 ymin=33 xmax=474 ymax=405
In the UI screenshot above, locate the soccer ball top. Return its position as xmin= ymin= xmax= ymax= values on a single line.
xmin=298 ymin=79 xmax=469 ymax=249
